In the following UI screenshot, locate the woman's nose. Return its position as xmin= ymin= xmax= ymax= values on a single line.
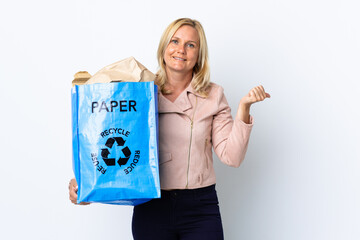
xmin=176 ymin=44 xmax=185 ymax=54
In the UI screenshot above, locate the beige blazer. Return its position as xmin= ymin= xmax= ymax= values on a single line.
xmin=158 ymin=82 xmax=254 ymax=190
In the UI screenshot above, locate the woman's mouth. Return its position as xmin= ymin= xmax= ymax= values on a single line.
xmin=173 ymin=56 xmax=186 ymax=61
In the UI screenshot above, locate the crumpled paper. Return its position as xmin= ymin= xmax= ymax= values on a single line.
xmin=72 ymin=56 xmax=155 ymax=86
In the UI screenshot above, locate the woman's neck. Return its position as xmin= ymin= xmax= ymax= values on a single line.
xmin=165 ymin=70 xmax=193 ymax=93
xmin=163 ymin=70 xmax=193 ymax=102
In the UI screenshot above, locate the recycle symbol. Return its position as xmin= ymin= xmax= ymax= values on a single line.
xmin=101 ymin=137 xmax=131 ymax=167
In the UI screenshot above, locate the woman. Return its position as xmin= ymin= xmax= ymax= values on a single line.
xmin=69 ymin=18 xmax=270 ymax=239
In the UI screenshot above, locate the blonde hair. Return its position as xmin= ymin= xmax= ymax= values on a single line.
xmin=156 ymin=18 xmax=211 ymax=97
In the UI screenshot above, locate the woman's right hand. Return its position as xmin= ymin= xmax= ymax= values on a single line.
xmin=68 ymin=178 xmax=90 ymax=205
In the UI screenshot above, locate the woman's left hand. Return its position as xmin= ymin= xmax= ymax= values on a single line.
xmin=237 ymin=85 xmax=270 ymax=124
xmin=240 ymin=85 xmax=271 ymax=107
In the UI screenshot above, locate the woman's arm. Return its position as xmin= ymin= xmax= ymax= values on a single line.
xmin=212 ymin=85 xmax=270 ymax=167
xmin=237 ymin=85 xmax=271 ymax=124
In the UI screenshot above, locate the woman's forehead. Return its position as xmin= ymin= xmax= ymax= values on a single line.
xmin=172 ymin=25 xmax=199 ymax=42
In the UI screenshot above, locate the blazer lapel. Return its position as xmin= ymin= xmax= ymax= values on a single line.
xmin=158 ymin=83 xmax=205 ymax=114
xmin=158 ymin=93 xmax=184 ymax=113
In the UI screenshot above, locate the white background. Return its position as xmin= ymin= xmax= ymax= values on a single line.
xmin=0 ymin=0 xmax=359 ymax=239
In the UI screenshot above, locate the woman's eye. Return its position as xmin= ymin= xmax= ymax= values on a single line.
xmin=171 ymin=39 xmax=178 ymax=44
xmin=187 ymin=43 xmax=195 ymax=48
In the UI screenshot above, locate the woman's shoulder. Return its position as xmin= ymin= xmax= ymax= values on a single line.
xmin=207 ymin=82 xmax=225 ymax=98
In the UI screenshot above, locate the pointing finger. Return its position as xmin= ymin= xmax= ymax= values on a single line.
xmin=256 ymin=86 xmax=266 ymax=100
xmin=250 ymin=88 xmax=258 ymax=101
xmin=258 ymin=85 xmax=268 ymax=100
xmin=254 ymin=87 xmax=264 ymax=101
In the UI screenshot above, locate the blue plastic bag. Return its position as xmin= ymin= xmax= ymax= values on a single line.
xmin=71 ymin=82 xmax=160 ymax=205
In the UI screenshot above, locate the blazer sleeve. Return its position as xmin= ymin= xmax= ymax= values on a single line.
xmin=211 ymin=86 xmax=254 ymax=167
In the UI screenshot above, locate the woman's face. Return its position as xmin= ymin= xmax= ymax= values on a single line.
xmin=164 ymin=25 xmax=200 ymax=76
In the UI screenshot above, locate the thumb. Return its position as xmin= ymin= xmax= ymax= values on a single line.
xmin=265 ymin=92 xmax=271 ymax=98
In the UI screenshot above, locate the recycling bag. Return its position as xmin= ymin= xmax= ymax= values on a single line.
xmin=71 ymin=81 xmax=160 ymax=205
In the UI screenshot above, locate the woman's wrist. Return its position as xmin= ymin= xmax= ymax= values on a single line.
xmin=237 ymin=100 xmax=251 ymax=124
